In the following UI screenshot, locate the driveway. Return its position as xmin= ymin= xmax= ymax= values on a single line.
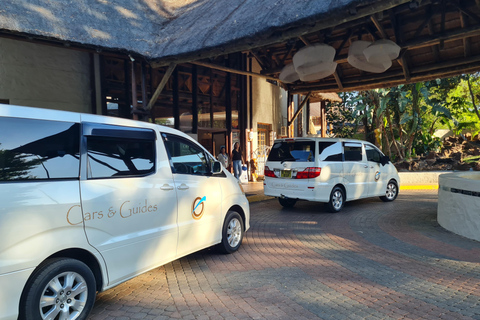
xmin=89 ymin=190 xmax=480 ymax=320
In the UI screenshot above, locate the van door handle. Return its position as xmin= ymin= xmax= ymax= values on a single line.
xmin=177 ymin=184 xmax=189 ymax=191
xmin=364 ymin=165 xmax=368 ymax=168
xmin=160 ymin=184 xmax=174 ymax=191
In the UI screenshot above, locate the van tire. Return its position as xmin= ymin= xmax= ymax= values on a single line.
xmin=217 ymin=211 xmax=244 ymax=254
xmin=20 ymin=258 xmax=96 ymax=320
xmin=278 ymin=197 xmax=297 ymax=208
xmin=380 ymin=180 xmax=398 ymax=202
xmin=326 ymin=186 xmax=345 ymax=213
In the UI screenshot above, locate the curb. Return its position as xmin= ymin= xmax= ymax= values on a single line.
xmin=400 ymin=185 xmax=438 ymax=190
xmin=247 ymin=195 xmax=274 ymax=203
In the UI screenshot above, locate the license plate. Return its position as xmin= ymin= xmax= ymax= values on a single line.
xmin=280 ymin=170 xmax=292 ymax=178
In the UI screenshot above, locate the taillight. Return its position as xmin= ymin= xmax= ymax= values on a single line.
xmin=296 ymin=167 xmax=321 ymax=179
xmin=264 ymin=166 xmax=276 ymax=178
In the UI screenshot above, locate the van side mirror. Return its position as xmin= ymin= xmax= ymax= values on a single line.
xmin=380 ymin=156 xmax=390 ymax=166
xmin=211 ymin=160 xmax=222 ymax=174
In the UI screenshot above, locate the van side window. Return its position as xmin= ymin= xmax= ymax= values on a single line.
xmin=0 ymin=117 xmax=80 ymax=181
xmin=365 ymin=144 xmax=382 ymax=162
xmin=344 ymin=143 xmax=363 ymax=161
xmin=86 ymin=137 xmax=155 ymax=179
xmin=320 ymin=142 xmax=343 ymax=161
xmin=162 ymin=134 xmax=209 ymax=175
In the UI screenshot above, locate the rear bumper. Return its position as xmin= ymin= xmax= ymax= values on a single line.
xmin=263 ymin=178 xmax=331 ymax=202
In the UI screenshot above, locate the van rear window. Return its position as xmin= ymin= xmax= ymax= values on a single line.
xmin=267 ymin=141 xmax=315 ymax=162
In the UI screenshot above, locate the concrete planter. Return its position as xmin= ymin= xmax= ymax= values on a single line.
xmin=438 ymin=172 xmax=480 ymax=242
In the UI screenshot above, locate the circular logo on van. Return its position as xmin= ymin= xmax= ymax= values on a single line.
xmin=192 ymin=196 xmax=206 ymax=220
xmin=375 ymin=171 xmax=381 ymax=181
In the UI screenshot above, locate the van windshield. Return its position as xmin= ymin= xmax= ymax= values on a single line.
xmin=267 ymin=141 xmax=315 ymax=162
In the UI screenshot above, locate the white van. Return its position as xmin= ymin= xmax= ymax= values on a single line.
xmin=264 ymin=137 xmax=400 ymax=212
xmin=0 ymin=105 xmax=250 ymax=320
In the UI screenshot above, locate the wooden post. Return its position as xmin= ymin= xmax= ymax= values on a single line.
xmin=173 ymin=68 xmax=180 ymax=130
xmin=131 ymin=60 xmax=138 ymax=120
xmin=321 ymin=100 xmax=327 ymax=137
xmin=192 ymin=65 xmax=198 ymax=134
xmin=146 ymin=63 xmax=176 ymax=111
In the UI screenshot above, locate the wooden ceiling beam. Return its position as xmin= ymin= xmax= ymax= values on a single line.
xmin=412 ymin=7 xmax=433 ymax=39
xmin=389 ymin=9 xmax=402 ymax=44
xmin=403 ymin=24 xmax=480 ymax=50
xmin=370 ymin=15 xmax=388 ymax=39
xmin=427 ymin=19 xmax=441 ymax=62
xmin=449 ymin=0 xmax=480 ymax=24
xmin=146 ymin=63 xmax=176 ymax=111
xmin=460 ymin=12 xmax=472 ymax=58
xmin=399 ymin=52 xmax=411 ymax=81
xmin=191 ymin=61 xmax=281 ymax=82
xmin=366 ymin=24 xmax=381 ymax=40
xmin=440 ymin=0 xmax=446 ymax=50
xmin=250 ymin=50 xmax=267 ymax=70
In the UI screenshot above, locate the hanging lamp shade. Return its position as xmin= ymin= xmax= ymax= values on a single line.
xmin=363 ymin=39 xmax=401 ymax=64
xmin=298 ymin=62 xmax=337 ymax=81
xmin=347 ymin=40 xmax=391 ymax=73
xmin=292 ymin=44 xmax=337 ymax=80
xmin=279 ymin=63 xmax=300 ymax=83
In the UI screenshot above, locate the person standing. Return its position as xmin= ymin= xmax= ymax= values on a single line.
xmin=232 ymin=142 xmax=244 ymax=180
xmin=217 ymin=146 xmax=230 ymax=169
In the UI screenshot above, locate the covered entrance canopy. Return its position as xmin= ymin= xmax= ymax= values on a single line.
xmin=1 ymin=0 xmax=479 ymax=93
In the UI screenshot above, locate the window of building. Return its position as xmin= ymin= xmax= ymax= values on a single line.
xmin=0 ymin=118 xmax=80 ymax=181
xmin=257 ymin=123 xmax=272 ymax=157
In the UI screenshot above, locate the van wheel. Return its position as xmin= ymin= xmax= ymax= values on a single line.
xmin=327 ymin=186 xmax=345 ymax=213
xmin=278 ymin=197 xmax=297 ymax=208
xmin=380 ymin=180 xmax=398 ymax=202
xmin=217 ymin=211 xmax=244 ymax=254
xmin=20 ymin=258 xmax=96 ymax=320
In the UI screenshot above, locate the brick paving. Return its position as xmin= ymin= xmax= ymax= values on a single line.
xmin=89 ymin=189 xmax=480 ymax=320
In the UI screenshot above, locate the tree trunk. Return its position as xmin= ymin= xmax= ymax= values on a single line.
xmin=404 ymin=85 xmax=421 ymax=157
xmin=467 ymin=77 xmax=480 ymax=121
xmin=386 ymin=108 xmax=403 ymax=159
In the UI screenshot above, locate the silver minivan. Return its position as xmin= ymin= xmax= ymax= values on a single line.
xmin=263 ymin=137 xmax=400 ymax=212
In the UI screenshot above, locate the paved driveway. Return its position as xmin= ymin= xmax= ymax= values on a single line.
xmin=89 ymin=190 xmax=480 ymax=320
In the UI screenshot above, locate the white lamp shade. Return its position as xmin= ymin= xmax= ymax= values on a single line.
xmin=293 ymin=44 xmax=336 ymax=76
xmin=298 ymin=62 xmax=337 ymax=81
xmin=279 ymin=63 xmax=300 ymax=83
xmin=348 ymin=40 xmax=392 ymax=73
xmin=363 ymin=39 xmax=401 ymax=63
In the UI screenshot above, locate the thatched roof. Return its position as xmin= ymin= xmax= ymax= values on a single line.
xmin=310 ymin=92 xmax=342 ymax=103
xmin=0 ymin=0 xmax=392 ymax=62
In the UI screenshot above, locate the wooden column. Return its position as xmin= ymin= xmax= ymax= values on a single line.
xmin=321 ymin=100 xmax=327 ymax=137
xmin=173 ymin=68 xmax=180 ymax=129
xmin=141 ymin=61 xmax=148 ymax=120
xmin=131 ymin=60 xmax=138 ymax=120
xmin=209 ymin=68 xmax=214 ymax=127
xmin=192 ymin=65 xmax=198 ymax=134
